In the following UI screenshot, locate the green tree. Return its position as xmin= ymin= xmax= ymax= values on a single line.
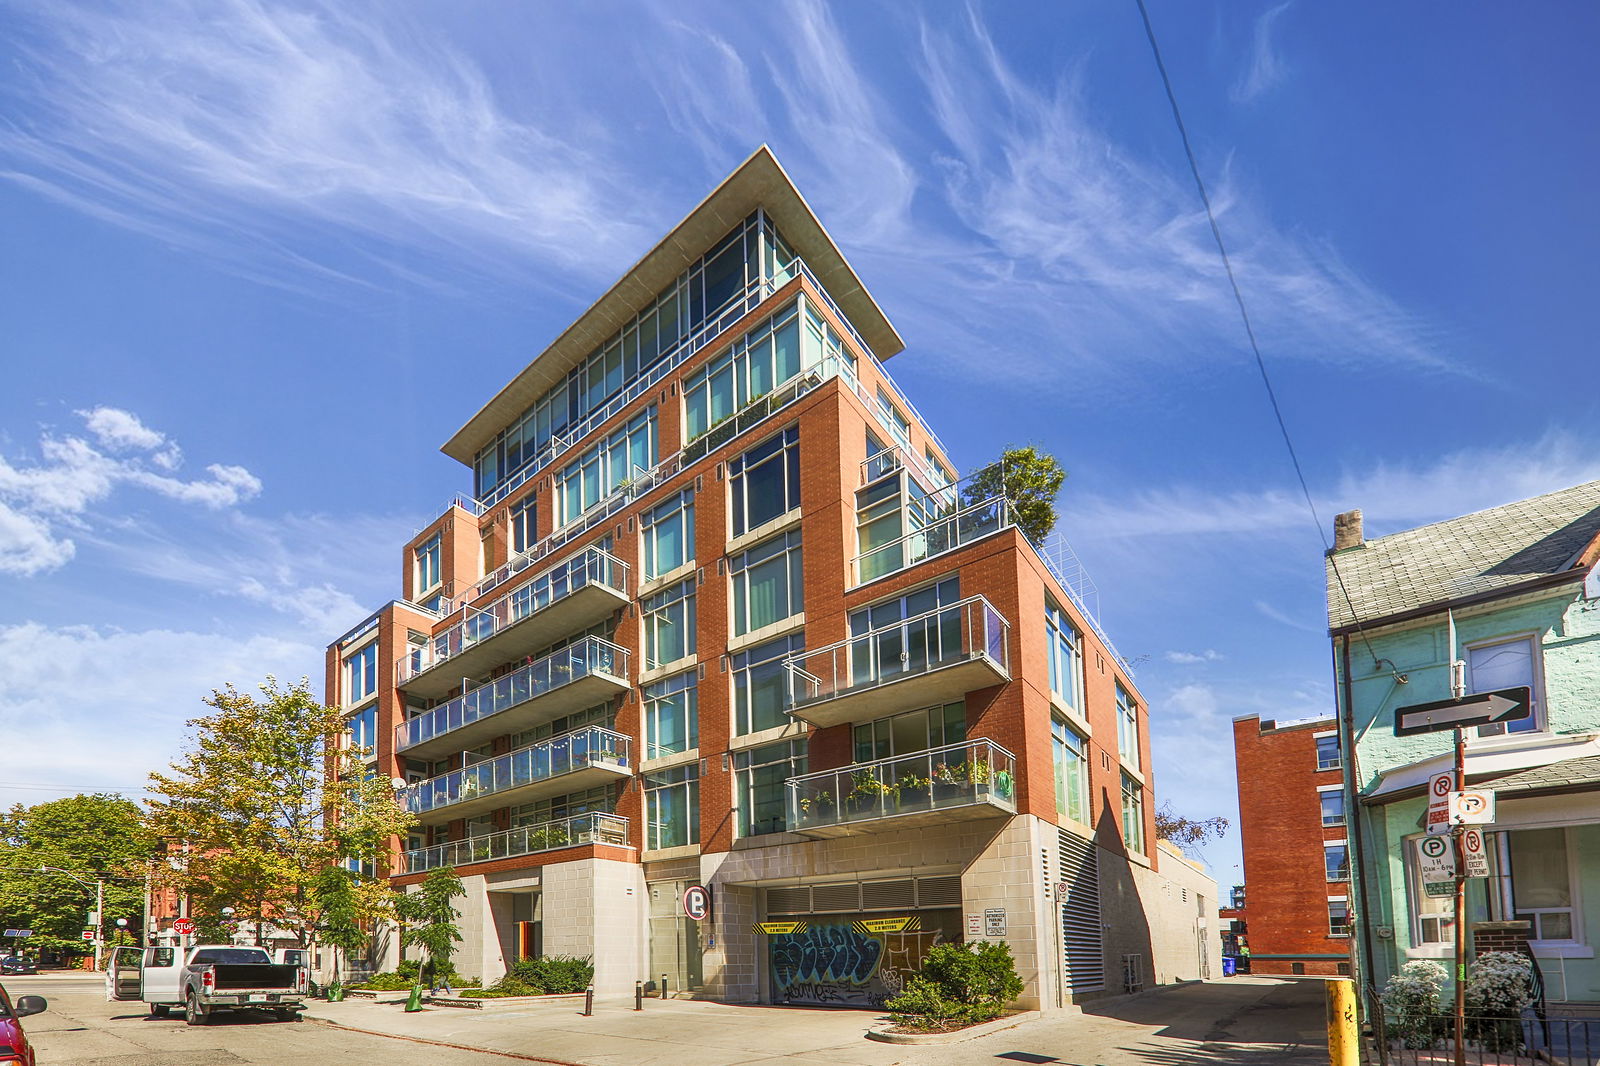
xmin=397 ymin=866 xmax=464 ymax=987
xmin=963 ymin=446 xmax=1067 ymax=544
xmin=1154 ymin=803 xmax=1230 ymax=848
xmin=0 ymin=793 xmax=154 ymax=962
xmin=313 ymin=866 xmax=370 ymax=987
xmin=146 ymin=676 xmax=412 ymax=949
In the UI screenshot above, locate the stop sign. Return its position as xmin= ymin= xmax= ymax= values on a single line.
xmin=173 ymin=918 xmax=196 ymax=934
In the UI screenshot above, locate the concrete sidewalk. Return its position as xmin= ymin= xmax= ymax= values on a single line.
xmin=302 ymin=977 xmax=1329 ymax=1066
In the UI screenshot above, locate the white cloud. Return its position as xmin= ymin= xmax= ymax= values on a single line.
xmin=78 ymin=406 xmax=167 ymax=452
xmin=0 ymin=501 xmax=75 ymax=576
xmin=1231 ymin=2 xmax=1294 ymax=104
xmin=1165 ymin=649 xmax=1225 ymax=664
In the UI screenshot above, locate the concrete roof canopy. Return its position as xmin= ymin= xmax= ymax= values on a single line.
xmin=1325 ymin=479 xmax=1600 ymax=631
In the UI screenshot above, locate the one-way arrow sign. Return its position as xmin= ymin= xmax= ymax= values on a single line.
xmin=1393 ymin=687 xmax=1531 ymax=737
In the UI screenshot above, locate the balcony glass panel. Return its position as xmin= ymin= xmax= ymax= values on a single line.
xmin=399 ymin=812 xmax=628 ymax=873
xmin=786 ymin=738 xmax=1016 ymax=833
xmin=853 ymin=496 xmax=1010 ymax=586
xmin=401 ymin=727 xmax=630 ymax=816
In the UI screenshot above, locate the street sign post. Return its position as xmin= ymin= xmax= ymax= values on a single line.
xmin=1460 ymin=828 xmax=1490 ymax=879
xmin=1448 ymin=790 xmax=1496 ymax=827
xmin=1393 ymin=687 xmax=1531 ymax=737
xmin=172 ymin=917 xmax=196 ymax=935
xmin=1426 ymin=772 xmax=1454 ymax=835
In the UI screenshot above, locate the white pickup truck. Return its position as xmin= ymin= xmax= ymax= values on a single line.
xmin=107 ymin=944 xmax=307 ymax=1024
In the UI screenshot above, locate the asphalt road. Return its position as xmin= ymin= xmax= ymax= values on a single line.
xmin=4 ymin=972 xmax=519 ymax=1065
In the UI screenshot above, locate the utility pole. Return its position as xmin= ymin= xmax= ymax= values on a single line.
xmin=1449 ymin=642 xmax=1467 ymax=1066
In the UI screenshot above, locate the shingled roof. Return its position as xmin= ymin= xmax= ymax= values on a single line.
xmin=1486 ymin=753 xmax=1600 ymax=797
xmin=1325 ymin=480 xmax=1600 ymax=631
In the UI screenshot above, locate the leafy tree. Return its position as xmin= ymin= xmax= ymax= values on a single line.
xmin=313 ymin=866 xmax=370 ymax=986
xmin=0 ymin=793 xmax=154 ymax=961
xmin=1154 ymin=803 xmax=1230 ymax=848
xmin=397 ymin=866 xmax=464 ymax=987
xmin=963 ymin=446 xmax=1067 ymax=544
xmin=146 ymin=676 xmax=412 ymax=949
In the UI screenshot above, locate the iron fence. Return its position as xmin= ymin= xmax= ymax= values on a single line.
xmin=1369 ymin=1006 xmax=1599 ymax=1065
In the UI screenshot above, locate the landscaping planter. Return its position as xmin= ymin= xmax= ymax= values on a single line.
xmin=434 ymin=992 xmax=589 ymax=1011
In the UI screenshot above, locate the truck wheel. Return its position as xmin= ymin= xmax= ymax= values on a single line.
xmin=277 ymin=1009 xmax=301 ymax=1022
xmin=149 ymin=1003 xmax=171 ymax=1018
xmin=185 ymin=993 xmax=208 ymax=1026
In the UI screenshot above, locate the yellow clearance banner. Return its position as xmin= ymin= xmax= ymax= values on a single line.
xmin=752 ymin=921 xmax=807 ymax=935
xmin=851 ymin=916 xmax=920 ymax=935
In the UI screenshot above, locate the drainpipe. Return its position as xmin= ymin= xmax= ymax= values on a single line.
xmin=1340 ymin=635 xmax=1379 ymax=998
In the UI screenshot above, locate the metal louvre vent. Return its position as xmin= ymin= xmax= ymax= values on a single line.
xmin=863 ymin=879 xmax=915 ymax=911
xmin=916 ymin=875 xmax=962 ymax=908
xmin=1060 ymin=829 xmax=1106 ymax=994
xmin=810 ymin=882 xmax=862 ymax=914
xmin=766 ymin=887 xmax=810 ymax=914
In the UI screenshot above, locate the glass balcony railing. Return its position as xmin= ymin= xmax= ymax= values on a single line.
xmin=786 ymin=738 xmax=1016 ymax=834
xmin=396 ymin=547 xmax=627 ymax=686
xmin=398 ymin=812 xmax=629 ymax=874
xmin=400 ymin=726 xmax=631 ymax=817
xmin=784 ymin=595 xmax=1010 ymax=710
xmin=395 ymin=636 xmax=629 ymax=753
xmin=854 ymin=496 xmax=1011 ymax=586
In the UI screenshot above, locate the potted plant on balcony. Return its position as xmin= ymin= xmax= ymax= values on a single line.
xmin=896 ymin=772 xmax=933 ymax=812
xmin=932 ymin=762 xmax=968 ymax=801
xmin=796 ymin=790 xmax=836 ymax=826
xmin=845 ymin=771 xmax=893 ymax=817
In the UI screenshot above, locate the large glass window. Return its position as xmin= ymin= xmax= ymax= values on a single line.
xmin=510 ymin=495 xmax=536 ymax=555
xmin=1325 ymin=843 xmax=1350 ymax=882
xmin=1120 ymin=772 xmax=1145 ymax=854
xmin=642 ymin=491 xmax=694 ymax=580
xmin=855 ymin=473 xmax=904 ymax=583
xmin=1116 ymin=683 xmax=1140 ymax=771
xmin=1320 ymin=788 xmax=1346 ymax=827
xmin=734 ymin=740 xmax=805 ymax=838
xmin=643 ymin=579 xmax=696 ymax=670
xmin=553 ymin=409 xmax=656 ymax=527
xmin=348 ymin=706 xmax=378 ymax=757
xmin=729 ymin=427 xmax=800 ymax=536
xmin=847 ymin=577 xmax=961 ymax=685
xmin=1053 ymin=717 xmax=1089 ymax=825
xmin=682 ymin=307 xmax=801 ymax=443
xmin=415 ymin=535 xmax=441 ymax=594
xmin=345 ymin=642 xmax=378 ymax=705
xmin=644 ymin=764 xmax=700 ymax=850
xmin=1470 ymin=636 xmax=1540 ymax=737
xmin=876 ymin=387 xmax=911 ymax=448
xmin=1508 ymin=827 xmax=1576 ymax=942
xmin=853 ymin=702 xmax=966 ymax=762
xmin=1045 ymin=601 xmax=1082 ymax=713
xmin=643 ymin=672 xmax=697 ymax=760
xmin=510 ymin=784 xmax=616 ymax=827
xmin=730 ymin=529 xmax=803 ymax=636
xmin=733 ymin=633 xmax=803 ymax=736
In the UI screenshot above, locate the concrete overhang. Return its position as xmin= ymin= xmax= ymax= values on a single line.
xmin=441 ymin=145 xmax=905 ymax=467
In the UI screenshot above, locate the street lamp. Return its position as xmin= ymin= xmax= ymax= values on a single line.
xmin=222 ymin=907 xmax=236 ymax=945
xmin=38 ymin=866 xmax=105 ymax=970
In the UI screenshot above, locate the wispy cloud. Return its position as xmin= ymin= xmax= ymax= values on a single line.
xmin=1231 ymin=2 xmax=1294 ymax=103
xmin=1255 ymin=599 xmax=1324 ymax=633
xmin=1166 ymin=649 xmax=1225 ymax=664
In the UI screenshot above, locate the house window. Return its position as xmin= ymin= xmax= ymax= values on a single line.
xmin=1328 ymin=899 xmax=1351 ymax=938
xmin=643 ymin=764 xmax=699 ymax=850
xmin=1315 ymin=734 xmax=1341 ymax=771
xmin=345 ymin=642 xmax=378 ymax=705
xmin=729 ymin=529 xmax=803 ymax=637
xmin=643 ymin=579 xmax=696 ymax=670
xmin=1052 ymin=717 xmax=1089 ymax=825
xmin=510 ymin=495 xmax=536 ymax=555
xmin=1325 ymin=843 xmax=1350 ymax=882
xmin=1506 ymin=827 xmax=1577 ymax=942
xmin=415 ymin=534 xmax=441 ymax=595
xmin=729 ymin=426 xmax=800 ymax=536
xmin=1405 ymin=835 xmax=1456 ymax=944
xmin=1320 ymin=788 xmax=1346 ymax=827
xmin=1469 ymin=636 xmax=1541 ymax=737
xmin=347 ymin=706 xmax=378 ymax=757
xmin=682 ymin=305 xmax=801 ymax=443
xmin=1116 ymin=683 xmax=1140 ymax=771
xmin=553 ymin=409 xmax=656 ymax=527
xmin=1045 ymin=601 xmax=1082 ymax=713
xmin=643 ymin=672 xmax=697 ymax=760
xmin=734 ymin=739 xmax=805 ymax=838
xmin=853 ymin=702 xmax=966 ymax=762
xmin=732 ymin=633 xmax=803 ymax=736
xmin=642 ymin=491 xmax=694 ymax=580
xmin=1120 ymin=772 xmax=1144 ymax=854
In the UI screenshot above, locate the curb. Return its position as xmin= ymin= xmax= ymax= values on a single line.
xmin=866 ymin=1009 xmax=1040 ymax=1044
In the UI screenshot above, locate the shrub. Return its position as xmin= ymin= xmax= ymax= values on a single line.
xmin=885 ymin=942 xmax=1022 ymax=1031
xmin=1381 ymin=960 xmax=1447 ymax=1050
xmin=461 ymin=977 xmax=540 ymax=999
xmin=506 ymin=955 xmax=594 ymax=994
xmin=1466 ymin=952 xmax=1534 ymax=1052
xmin=349 ymin=971 xmax=416 ymax=991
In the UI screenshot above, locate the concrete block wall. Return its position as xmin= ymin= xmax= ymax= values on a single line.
xmin=1132 ymin=842 xmax=1221 ymax=985
xmin=959 ymin=816 xmax=1053 ymax=1009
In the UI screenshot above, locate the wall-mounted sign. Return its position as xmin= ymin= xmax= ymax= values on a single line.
xmin=984 ymin=908 xmax=1007 ymax=937
xmin=966 ymin=914 xmax=982 ymax=937
xmin=682 ymin=884 xmax=711 ymax=921
xmin=752 ymin=921 xmax=807 ymax=935
xmin=851 ymin=916 xmax=919 ymax=935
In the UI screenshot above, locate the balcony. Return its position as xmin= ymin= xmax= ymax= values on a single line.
xmin=395 ymin=636 xmax=630 ymax=760
xmin=786 ymin=738 xmax=1016 ymax=838
xmin=398 ymin=812 xmax=629 ymax=874
xmin=396 ymin=546 xmax=629 ymax=700
xmin=854 ymin=496 xmax=1012 ymax=586
xmin=400 ymin=726 xmax=631 ymax=821
xmin=784 ymin=595 xmax=1011 ymax=730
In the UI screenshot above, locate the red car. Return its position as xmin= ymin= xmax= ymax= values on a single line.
xmin=0 ymin=982 xmax=47 ymax=1066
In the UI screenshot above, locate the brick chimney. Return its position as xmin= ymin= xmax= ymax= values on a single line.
xmin=1333 ymin=509 xmax=1364 ymax=551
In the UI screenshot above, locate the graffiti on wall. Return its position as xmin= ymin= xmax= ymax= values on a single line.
xmin=768 ymin=919 xmax=945 ymax=1008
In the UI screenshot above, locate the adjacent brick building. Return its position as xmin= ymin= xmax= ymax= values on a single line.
xmin=326 ymin=147 xmax=1215 ymax=1008
xmin=1231 ymin=714 xmax=1352 ymax=976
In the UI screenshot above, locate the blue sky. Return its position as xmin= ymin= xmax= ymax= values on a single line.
xmin=2 ymin=0 xmax=1597 ymax=884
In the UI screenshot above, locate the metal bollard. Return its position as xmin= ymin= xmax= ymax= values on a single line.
xmin=661 ymin=972 xmax=668 ymax=1000
xmin=584 ymin=985 xmax=594 ymax=1016
xmin=1325 ymin=978 xmax=1358 ymax=1066
xmin=635 ymin=979 xmax=643 ymax=1011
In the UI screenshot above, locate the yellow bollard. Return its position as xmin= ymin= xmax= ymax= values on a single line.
xmin=1325 ymin=978 xmax=1358 ymax=1066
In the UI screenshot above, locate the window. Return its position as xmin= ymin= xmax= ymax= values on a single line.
xmin=1320 ymin=787 xmax=1346 ymax=827
xmin=1469 ymin=636 xmax=1541 ymax=737
xmin=855 ymin=472 xmax=904 ymax=582
xmin=510 ymin=495 xmax=536 ymax=555
xmin=1325 ymin=843 xmax=1350 ymax=882
xmin=847 ymin=577 xmax=961 ymax=684
xmin=643 ymin=764 xmax=700 ymax=850
xmin=1045 ymin=601 xmax=1082 ymax=713
xmin=415 ymin=534 xmax=441 ymax=594
xmin=853 ymin=702 xmax=966 ymax=762
xmin=729 ymin=427 xmax=800 ymax=536
xmin=642 ymin=491 xmax=694 ymax=580
xmin=553 ymin=410 xmax=656 ymax=527
xmin=876 ymin=387 xmax=911 ymax=448
xmin=734 ymin=740 xmax=805 ymax=838
xmin=1120 ymin=772 xmax=1145 ymax=853
xmin=345 ymin=642 xmax=378 ymax=705
xmin=643 ymin=672 xmax=697 ymax=760
xmin=347 ymin=706 xmax=378 ymax=757
xmin=729 ymin=529 xmax=803 ymax=636
xmin=1315 ymin=734 xmax=1341 ymax=771
xmin=508 ymin=700 xmax=614 ymax=749
xmin=732 ymin=633 xmax=803 ymax=736
xmin=1406 ymin=835 xmax=1456 ymax=944
xmin=1053 ymin=717 xmax=1089 ymax=825
xmin=643 ymin=579 xmax=696 ymax=670
xmin=510 ymin=783 xmax=616 ymax=827
xmin=1116 ymin=683 xmax=1140 ymax=771
xmin=1506 ymin=827 xmax=1577 ymax=942
xmin=1328 ymin=899 xmax=1351 ymax=938
xmin=682 ymin=306 xmax=802 ymax=443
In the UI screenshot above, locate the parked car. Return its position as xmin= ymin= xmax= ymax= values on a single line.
xmin=106 ymin=944 xmax=306 ymax=1024
xmin=0 ymin=981 xmax=48 ymax=1066
xmin=0 ymin=957 xmax=38 ymax=976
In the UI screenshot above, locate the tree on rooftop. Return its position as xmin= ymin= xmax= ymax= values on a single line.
xmin=963 ymin=445 xmax=1067 ymax=544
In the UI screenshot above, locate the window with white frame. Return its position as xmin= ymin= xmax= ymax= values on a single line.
xmin=345 ymin=642 xmax=378 ymax=705
xmin=1328 ymin=898 xmax=1351 ymax=938
xmin=415 ymin=534 xmax=441 ymax=595
xmin=729 ymin=529 xmax=803 ymax=636
xmin=876 ymin=387 xmax=911 ymax=448
xmin=1505 ymin=827 xmax=1578 ymax=942
xmin=553 ymin=409 xmax=656 ymax=527
xmin=1045 ymin=600 xmax=1082 ymax=713
xmin=1120 ymin=772 xmax=1145 ymax=853
xmin=847 ymin=577 xmax=961 ymax=683
xmin=1315 ymin=733 xmax=1341 ymax=771
xmin=643 ymin=764 xmax=699 ymax=850
xmin=1469 ymin=635 xmax=1541 ymax=737
xmin=1405 ymin=834 xmax=1457 ymax=945
xmin=642 ymin=491 xmax=694 ymax=580
xmin=1324 ymin=841 xmax=1350 ymax=882
xmin=643 ymin=671 xmax=697 ymax=760
xmin=642 ymin=578 xmax=696 ymax=670
xmin=732 ymin=633 xmax=803 ymax=736
xmin=733 ymin=739 xmax=805 ymax=838
xmin=1116 ymin=683 xmax=1140 ymax=771
xmin=1053 ymin=716 xmax=1090 ymax=825
xmin=729 ymin=426 xmax=801 ymax=536
xmin=347 ymin=706 xmax=378 ymax=757
xmin=1320 ymin=786 xmax=1346 ymax=827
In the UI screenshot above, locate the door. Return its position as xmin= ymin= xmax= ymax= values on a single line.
xmin=140 ymin=946 xmax=183 ymax=1003
xmin=105 ymin=946 xmax=143 ymax=1001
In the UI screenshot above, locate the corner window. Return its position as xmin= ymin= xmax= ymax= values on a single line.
xmin=1469 ymin=636 xmax=1541 ymax=737
xmin=734 ymin=739 xmax=805 ymax=838
xmin=1319 ymin=787 xmax=1346 ymax=827
xmin=1328 ymin=899 xmax=1351 ymax=938
xmin=1120 ymin=772 xmax=1145 ymax=853
xmin=729 ymin=427 xmax=800 ymax=536
xmin=553 ymin=410 xmax=656 ymax=527
xmin=729 ymin=529 xmax=803 ymax=637
xmin=643 ymin=672 xmax=698 ymax=760
xmin=415 ymin=535 xmax=441 ymax=595
xmin=732 ymin=633 xmax=803 ymax=736
xmin=1116 ymin=683 xmax=1140 ymax=771
xmin=345 ymin=642 xmax=378 ymax=705
xmin=642 ymin=491 xmax=694 ymax=580
xmin=683 ymin=306 xmax=801 ymax=444
xmin=643 ymin=579 xmax=696 ymax=670
xmin=643 ymin=764 xmax=700 ymax=850
xmin=1324 ymin=843 xmax=1350 ymax=882
xmin=1315 ymin=734 xmax=1341 ymax=772
xmin=1045 ymin=601 xmax=1081 ymax=713
xmin=1052 ymin=717 xmax=1089 ymax=825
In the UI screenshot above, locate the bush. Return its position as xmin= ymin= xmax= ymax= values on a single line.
xmin=1381 ymin=960 xmax=1447 ymax=1050
xmin=885 ymin=943 xmax=1022 ymax=1032
xmin=1466 ymin=952 xmax=1535 ymax=1052
xmin=348 ymin=971 xmax=416 ymax=992
xmin=506 ymin=955 xmax=594 ymax=994
xmin=461 ymin=977 xmax=540 ymax=999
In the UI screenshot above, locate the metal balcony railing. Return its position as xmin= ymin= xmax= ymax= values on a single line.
xmin=398 ymin=812 xmax=629 ymax=874
xmin=853 ymin=496 xmax=1011 ymax=586
xmin=394 ymin=636 xmax=629 ymax=753
xmin=784 ymin=595 xmax=1010 ymax=709
xmin=786 ymin=738 xmax=1016 ymax=833
xmin=400 ymin=726 xmax=630 ymax=816
xmin=396 ymin=547 xmax=627 ymax=686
